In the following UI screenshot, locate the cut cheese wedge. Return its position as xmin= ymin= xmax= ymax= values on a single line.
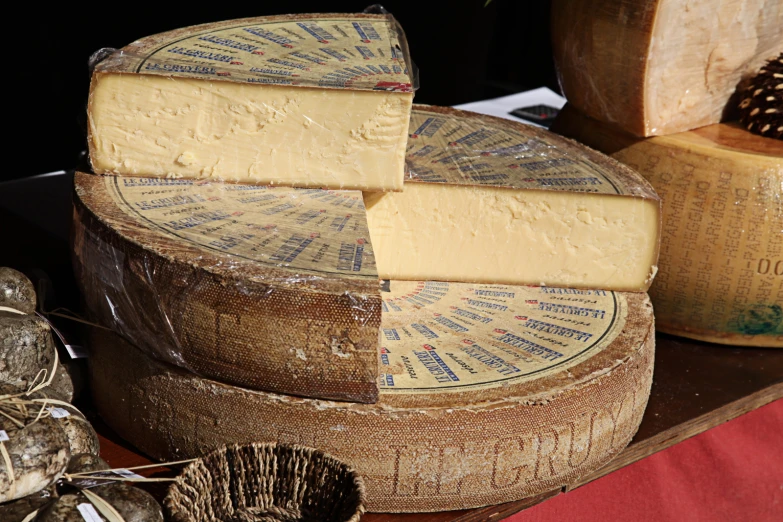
xmin=88 ymin=13 xmax=414 ymax=191
xmin=551 ymin=0 xmax=783 ymax=137
xmin=88 ymin=282 xmax=655 ymax=512
xmin=72 ymin=172 xmax=382 ymax=403
xmin=552 ymin=104 xmax=783 ymax=347
xmin=364 ymin=106 xmax=662 ymax=291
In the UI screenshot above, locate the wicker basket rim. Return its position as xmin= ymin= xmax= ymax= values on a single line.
xmin=164 ymin=441 xmax=366 ymax=522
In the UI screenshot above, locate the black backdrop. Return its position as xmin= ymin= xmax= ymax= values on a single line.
xmin=9 ymin=0 xmax=558 ymax=183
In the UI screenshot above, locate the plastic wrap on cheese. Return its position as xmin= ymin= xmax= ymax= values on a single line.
xmin=86 ymin=6 xmax=417 ymax=191
xmin=364 ymin=105 xmax=663 ymax=292
xmin=71 ymin=172 xmax=382 ymax=403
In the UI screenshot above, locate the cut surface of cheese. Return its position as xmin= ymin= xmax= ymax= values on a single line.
xmin=88 ymin=281 xmax=655 ymax=512
xmin=364 ymin=106 xmax=661 ymax=291
xmin=88 ymin=13 xmax=414 ymax=191
xmin=72 ymin=172 xmax=382 ymax=403
xmin=551 ymin=0 xmax=783 ymax=137
xmin=552 ymin=105 xmax=783 ymax=347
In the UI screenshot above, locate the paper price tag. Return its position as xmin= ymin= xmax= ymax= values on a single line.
xmin=0 ymin=430 xmax=9 ymax=442
xmin=77 ymin=503 xmax=103 ymax=522
xmin=48 ymin=407 xmax=71 ymax=418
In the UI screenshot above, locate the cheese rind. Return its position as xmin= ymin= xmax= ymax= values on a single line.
xmin=551 ymin=0 xmax=783 ymax=137
xmin=552 ymin=105 xmax=783 ymax=347
xmin=87 ymin=13 xmax=414 ymax=191
xmin=72 ymin=172 xmax=382 ymax=403
xmin=88 ymin=284 xmax=655 ymax=512
xmin=365 ymin=106 xmax=662 ymax=291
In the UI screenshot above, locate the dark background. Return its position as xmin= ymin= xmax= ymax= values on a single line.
xmin=9 ymin=0 xmax=559 ymax=183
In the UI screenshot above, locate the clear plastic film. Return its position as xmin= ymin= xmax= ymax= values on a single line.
xmin=404 ymin=105 xmax=661 ymax=198
xmin=90 ymin=8 xmax=417 ymax=92
xmin=550 ymin=0 xmax=783 ymax=137
xmin=71 ymin=172 xmax=382 ymax=403
xmin=86 ymin=8 xmax=417 ymax=190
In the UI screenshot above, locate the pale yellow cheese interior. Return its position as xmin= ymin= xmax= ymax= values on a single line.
xmin=364 ymin=183 xmax=660 ymax=291
xmin=89 ymin=73 xmax=412 ymax=191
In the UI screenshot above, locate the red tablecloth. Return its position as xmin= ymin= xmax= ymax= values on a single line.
xmin=508 ymin=399 xmax=782 ymax=522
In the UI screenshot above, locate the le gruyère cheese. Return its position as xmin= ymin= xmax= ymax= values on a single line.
xmin=552 ymin=105 xmax=783 ymax=347
xmin=88 ymin=281 xmax=655 ymax=512
xmin=551 ymin=0 xmax=783 ymax=137
xmin=88 ymin=13 xmax=414 ymax=191
xmin=72 ymin=172 xmax=382 ymax=403
xmin=364 ymin=106 xmax=662 ymax=291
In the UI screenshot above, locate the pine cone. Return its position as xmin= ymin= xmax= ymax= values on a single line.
xmin=738 ymin=53 xmax=782 ymax=140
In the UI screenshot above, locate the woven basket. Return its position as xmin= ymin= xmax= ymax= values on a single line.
xmin=165 ymin=443 xmax=366 ymax=522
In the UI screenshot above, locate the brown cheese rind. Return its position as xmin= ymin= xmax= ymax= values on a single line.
xmin=72 ymin=172 xmax=382 ymax=403
xmin=88 ymin=302 xmax=655 ymax=512
xmin=552 ymin=105 xmax=783 ymax=347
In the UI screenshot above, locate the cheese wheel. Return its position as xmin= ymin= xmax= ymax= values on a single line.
xmin=88 ymin=281 xmax=655 ymax=512
xmin=366 ymin=105 xmax=662 ymax=292
xmin=87 ymin=13 xmax=414 ymax=191
xmin=552 ymin=105 xmax=783 ymax=346
xmin=73 ymin=104 xmax=661 ymax=402
xmin=551 ymin=0 xmax=783 ymax=137
xmin=72 ymin=172 xmax=382 ymax=403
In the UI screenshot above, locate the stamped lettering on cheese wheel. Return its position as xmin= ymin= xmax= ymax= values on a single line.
xmin=107 ymin=16 xmax=412 ymax=91
xmin=407 ymin=109 xmax=632 ymax=195
xmin=105 ymin=176 xmax=377 ymax=278
xmin=380 ymin=281 xmax=626 ymax=392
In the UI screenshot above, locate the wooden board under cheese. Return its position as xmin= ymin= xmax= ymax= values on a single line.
xmin=88 ymin=281 xmax=655 ymax=512
xmin=552 ymin=104 xmax=783 ymax=347
xmin=551 ymin=0 xmax=783 ymax=137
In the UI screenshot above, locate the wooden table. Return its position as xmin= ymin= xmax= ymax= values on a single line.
xmin=90 ymin=333 xmax=782 ymax=521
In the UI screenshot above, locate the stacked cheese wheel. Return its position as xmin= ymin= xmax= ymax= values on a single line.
xmin=551 ymin=0 xmax=782 ymax=347
xmin=79 ymin=12 xmax=662 ymax=512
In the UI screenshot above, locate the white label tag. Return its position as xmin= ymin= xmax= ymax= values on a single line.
xmin=113 ymin=468 xmax=144 ymax=480
xmin=77 ymin=503 xmax=102 ymax=522
xmin=49 ymin=407 xmax=71 ymax=418
xmin=0 ymin=430 xmax=9 ymax=442
xmin=65 ymin=344 xmax=89 ymax=359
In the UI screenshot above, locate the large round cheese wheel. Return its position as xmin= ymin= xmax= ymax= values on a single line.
xmin=73 ymin=103 xmax=661 ymax=403
xmin=89 ymin=281 xmax=655 ymax=512
xmin=72 ymin=172 xmax=382 ymax=403
xmin=552 ymin=105 xmax=783 ymax=347
xmin=551 ymin=0 xmax=783 ymax=137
